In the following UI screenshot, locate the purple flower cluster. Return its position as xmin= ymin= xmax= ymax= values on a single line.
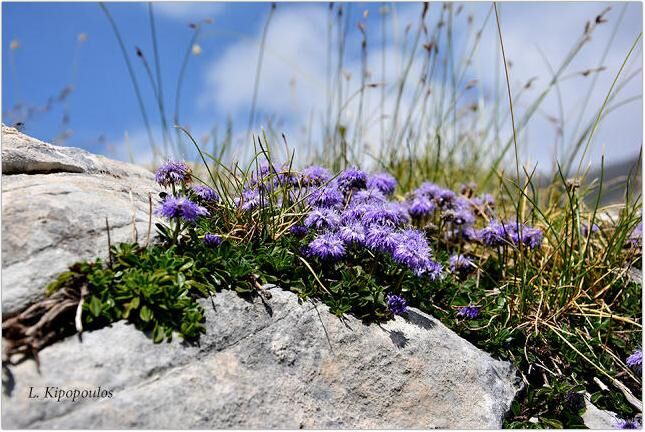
xmin=156 ymin=197 xmax=209 ymax=222
xmin=616 ymin=418 xmax=641 ymax=430
xmin=386 ymin=294 xmax=408 ymax=315
xmin=367 ymin=173 xmax=397 ymax=196
xmin=479 ymin=220 xmax=543 ymax=250
xmin=307 ymin=232 xmax=346 ymax=261
xmin=626 ymin=348 xmax=642 ymax=371
xmin=192 ymin=185 xmax=220 ymax=202
xmin=457 ymin=305 xmax=480 ymax=319
xmin=155 ymin=160 xmax=192 ymax=187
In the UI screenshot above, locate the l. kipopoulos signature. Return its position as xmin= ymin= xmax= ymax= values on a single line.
xmin=28 ymin=386 xmax=114 ymax=402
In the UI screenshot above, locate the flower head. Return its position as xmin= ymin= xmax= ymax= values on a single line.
xmin=308 ymin=185 xmax=343 ymax=208
xmin=386 ymin=294 xmax=408 ymax=315
xmin=479 ymin=221 xmax=508 ymax=247
xmin=307 ymin=232 xmax=346 ymax=261
xmin=449 ymin=254 xmax=475 ymax=277
xmin=616 ymin=418 xmax=641 ymax=429
xmin=192 ymin=185 xmax=220 ymax=202
xmin=237 ymin=189 xmax=262 ymax=211
xmin=362 ymin=203 xmax=410 ymax=227
xmin=626 ymin=348 xmax=642 ymax=371
xmin=581 ymin=223 xmax=600 ymax=237
xmin=337 ymin=166 xmax=368 ymax=193
xmin=565 ymin=391 xmax=585 ymax=411
xmin=289 ymin=225 xmax=308 ymax=237
xmin=304 ymin=208 xmax=341 ymax=230
xmin=300 ymin=165 xmax=332 ymax=186
xmin=367 ymin=173 xmax=397 ymax=196
xmin=364 ymin=224 xmax=398 ymax=253
xmin=391 ymin=229 xmax=433 ymax=275
xmin=155 ymin=160 xmax=192 ymax=187
xmin=457 ymin=305 xmax=480 ymax=319
xmin=155 ymin=197 xmax=208 ymax=222
xmin=203 ymin=233 xmax=222 ymax=247
xmin=351 ymin=189 xmax=388 ymax=206
xmin=408 ymin=196 xmax=436 ymax=219
xmin=338 ymin=222 xmax=366 ymax=246
xmin=443 ymin=208 xmax=475 ymax=227
xmin=415 ymin=182 xmax=442 ymax=199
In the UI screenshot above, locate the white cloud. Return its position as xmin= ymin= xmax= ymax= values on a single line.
xmin=202 ymin=2 xmax=642 ymax=173
xmin=153 ymin=2 xmax=224 ymax=22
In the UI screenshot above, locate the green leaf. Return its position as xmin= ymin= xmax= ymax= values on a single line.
xmin=139 ymin=305 xmax=153 ymax=322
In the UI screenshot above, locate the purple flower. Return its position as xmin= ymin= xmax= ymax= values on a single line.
xmin=415 ymin=182 xmax=442 ymax=199
xmin=364 ymin=224 xmax=398 ymax=253
xmin=565 ymin=391 xmax=585 ymax=411
xmin=307 ymin=232 xmax=346 ymax=261
xmin=351 ymin=189 xmax=388 ymax=206
xmin=435 ymin=189 xmax=457 ymax=208
xmin=308 ymin=186 xmax=343 ymax=208
xmin=237 ymin=189 xmax=261 ymax=211
xmin=449 ymin=254 xmax=475 ymax=277
xmin=616 ymin=418 xmax=641 ymax=429
xmin=408 ymin=196 xmax=436 ymax=219
xmin=301 ymin=165 xmax=331 ymax=186
xmin=203 ymin=233 xmax=222 ymax=247
xmin=479 ymin=221 xmax=508 ymax=247
xmin=418 ymin=259 xmax=443 ymax=281
xmin=341 ymin=203 xmax=371 ymax=223
xmin=626 ymin=349 xmax=642 ymax=370
xmin=338 ymin=222 xmax=366 ymax=246
xmin=391 ymin=229 xmax=433 ymax=275
xmin=581 ymin=223 xmax=600 ymax=237
xmin=337 ymin=166 xmax=368 ymax=193
xmin=367 ymin=173 xmax=397 ymax=196
xmin=518 ymin=226 xmax=544 ymax=250
xmin=289 ymin=225 xmax=308 ymax=237
xmin=386 ymin=294 xmax=408 ymax=315
xmin=155 ymin=160 xmax=192 ymax=187
xmin=304 ymin=208 xmax=341 ymax=230
xmin=471 ymin=193 xmax=496 ymax=214
xmin=155 ymin=197 xmax=209 ymax=222
xmin=362 ymin=203 xmax=410 ymax=227
xmin=192 ymin=185 xmax=220 ymax=202
xmin=457 ymin=305 xmax=480 ymax=319
xmin=443 ymin=208 xmax=476 ymax=227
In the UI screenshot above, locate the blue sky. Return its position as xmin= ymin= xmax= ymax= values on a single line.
xmin=3 ymin=2 xmax=643 ymax=173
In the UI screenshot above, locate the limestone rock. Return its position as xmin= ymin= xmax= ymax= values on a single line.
xmin=1 ymin=126 xmax=162 ymax=315
xmin=2 ymin=289 xmax=521 ymax=429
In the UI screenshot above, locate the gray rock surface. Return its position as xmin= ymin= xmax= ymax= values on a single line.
xmin=2 ymin=289 xmax=521 ymax=429
xmin=1 ymin=125 xmax=162 ymax=315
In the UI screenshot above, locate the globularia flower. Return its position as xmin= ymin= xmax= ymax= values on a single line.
xmin=203 ymin=233 xmax=222 ymax=247
xmin=408 ymin=196 xmax=435 ymax=219
xmin=192 ymin=185 xmax=220 ymax=202
xmin=457 ymin=305 xmax=480 ymax=319
xmin=304 ymin=208 xmax=341 ymax=230
xmin=418 ymin=259 xmax=443 ymax=281
xmin=565 ymin=391 xmax=585 ymax=411
xmin=307 ymin=232 xmax=346 ymax=261
xmin=391 ymin=229 xmax=433 ymax=275
xmin=155 ymin=160 xmax=192 ymax=187
xmin=308 ymin=186 xmax=343 ymax=208
xmin=156 ymin=197 xmax=209 ymax=222
xmin=415 ymin=182 xmax=442 ymax=199
xmin=386 ymin=294 xmax=408 ymax=315
xmin=337 ymin=166 xmax=368 ymax=193
xmin=435 ymin=189 xmax=457 ymax=208
xmin=581 ymin=223 xmax=600 ymax=237
xmin=364 ymin=224 xmax=398 ymax=253
xmin=367 ymin=173 xmax=397 ymax=196
xmin=237 ymin=189 xmax=261 ymax=211
xmin=338 ymin=222 xmax=366 ymax=246
xmin=444 ymin=208 xmax=475 ymax=227
xmin=351 ymin=189 xmax=388 ymax=206
xmin=301 ymin=165 xmax=332 ymax=186
xmin=363 ymin=203 xmax=410 ymax=227
xmin=289 ymin=225 xmax=308 ymax=237
xmin=449 ymin=254 xmax=475 ymax=277
xmin=479 ymin=221 xmax=508 ymax=247
xmin=616 ymin=418 xmax=641 ymax=430
xmin=626 ymin=348 xmax=642 ymax=370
